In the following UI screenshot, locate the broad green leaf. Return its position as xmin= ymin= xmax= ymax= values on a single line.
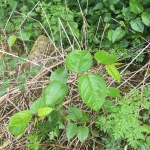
xmin=8 ymin=35 xmax=17 ymax=47
xmin=50 ymin=67 xmax=68 ymax=84
xmin=30 ymin=97 xmax=47 ymax=114
xmin=129 ymin=0 xmax=143 ymax=14
xmin=65 ymin=50 xmax=93 ymax=73
xmin=93 ymin=2 xmax=103 ymax=10
xmin=9 ymin=0 xmax=17 ymax=9
xmin=146 ymin=136 xmax=150 ymax=146
xmin=122 ymin=7 xmax=136 ymax=21
xmin=102 ymin=100 xmax=118 ymax=112
xmin=142 ymin=12 xmax=150 ymax=27
xmin=48 ymin=110 xmax=61 ymax=127
xmin=77 ymin=126 xmax=89 ymax=142
xmin=94 ymin=50 xmax=117 ymax=65
xmin=105 ymin=64 xmax=121 ymax=82
xmin=142 ymin=124 xmax=150 ymax=133
xmin=130 ymin=18 xmax=144 ymax=33
xmin=68 ymin=106 xmax=82 ymax=122
xmin=107 ymin=30 xmax=114 ymax=41
xmin=112 ymin=27 xmax=126 ymax=43
xmin=19 ymin=32 xmax=31 ymax=41
xmin=9 ymin=124 xmax=27 ymax=136
xmin=44 ymin=81 xmax=68 ymax=107
xmin=38 ymin=107 xmax=53 ymax=117
xmin=8 ymin=110 xmax=32 ymax=126
xmin=80 ymin=112 xmax=90 ymax=123
xmin=107 ymin=87 xmax=120 ymax=98
xmin=104 ymin=13 xmax=111 ymax=23
xmin=78 ymin=73 xmax=107 ymax=112
xmin=66 ymin=123 xmax=78 ymax=140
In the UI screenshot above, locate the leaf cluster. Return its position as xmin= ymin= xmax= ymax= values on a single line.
xmin=8 ymin=50 xmax=121 ymax=147
xmin=96 ymin=88 xmax=150 ymax=149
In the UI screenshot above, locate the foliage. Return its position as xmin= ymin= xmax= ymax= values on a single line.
xmin=1 ymin=0 xmax=150 ymax=62
xmin=27 ymin=133 xmax=40 ymax=150
xmin=96 ymin=88 xmax=150 ymax=149
xmin=8 ymin=50 xmax=121 ymax=145
xmin=1 ymin=0 xmax=150 ymax=149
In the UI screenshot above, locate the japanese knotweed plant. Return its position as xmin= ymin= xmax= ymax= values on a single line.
xmin=8 ymin=50 xmax=121 ymax=142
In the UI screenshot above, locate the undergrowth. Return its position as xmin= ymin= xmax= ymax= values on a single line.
xmin=0 ymin=0 xmax=150 ymax=150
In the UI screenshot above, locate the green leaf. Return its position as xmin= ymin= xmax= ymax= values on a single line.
xmin=104 ymin=13 xmax=111 ymax=23
xmin=50 ymin=67 xmax=68 ymax=84
xmin=142 ymin=124 xmax=150 ymax=133
xmin=77 ymin=126 xmax=89 ymax=142
xmin=107 ymin=87 xmax=120 ymax=98
xmin=68 ymin=106 xmax=82 ymax=122
xmin=130 ymin=18 xmax=144 ymax=33
xmin=66 ymin=123 xmax=78 ymax=140
xmin=102 ymin=100 xmax=117 ymax=112
xmin=107 ymin=30 xmax=114 ymax=41
xmin=38 ymin=107 xmax=53 ymax=117
xmin=93 ymin=2 xmax=103 ymax=10
xmin=48 ymin=110 xmax=61 ymax=127
xmin=69 ymin=22 xmax=80 ymax=38
xmin=80 ymin=112 xmax=90 ymax=123
xmin=94 ymin=50 xmax=117 ymax=65
xmin=9 ymin=0 xmax=18 ymax=9
xmin=9 ymin=124 xmax=27 ymax=136
xmin=44 ymin=81 xmax=68 ymax=107
xmin=65 ymin=50 xmax=93 ymax=73
xmin=8 ymin=110 xmax=32 ymax=126
xmin=19 ymin=32 xmax=31 ymax=41
xmin=78 ymin=73 xmax=107 ymax=112
xmin=112 ymin=27 xmax=126 ymax=43
xmin=142 ymin=12 xmax=150 ymax=27
xmin=8 ymin=35 xmax=17 ymax=47
xmin=129 ymin=0 xmax=143 ymax=14
xmin=105 ymin=64 xmax=121 ymax=82
xmin=146 ymin=136 xmax=150 ymax=146
xmin=30 ymin=97 xmax=47 ymax=114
